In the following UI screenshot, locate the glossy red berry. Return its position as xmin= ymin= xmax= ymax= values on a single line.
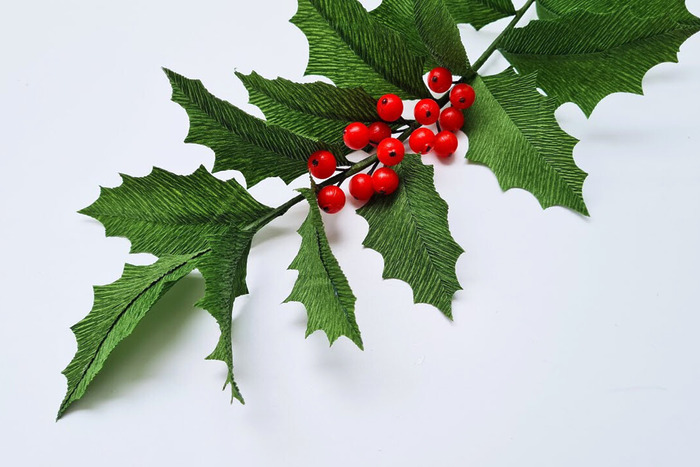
xmin=343 ymin=122 xmax=370 ymax=150
xmin=449 ymin=83 xmax=476 ymax=110
xmin=433 ymin=131 xmax=458 ymax=157
xmin=408 ymin=127 xmax=435 ymax=155
xmin=317 ymin=186 xmax=346 ymax=214
xmin=377 ymin=137 xmax=405 ymax=166
xmin=414 ymin=99 xmax=440 ymax=125
xmin=349 ymin=173 xmax=374 ymax=201
xmin=439 ymin=107 xmax=464 ymax=132
xmin=368 ymin=122 xmax=392 ymax=147
xmin=372 ymin=167 xmax=400 ymax=195
xmin=377 ymin=94 xmax=404 ymax=122
xmin=427 ymin=67 xmax=453 ymax=93
xmin=307 ymin=150 xmax=337 ymax=179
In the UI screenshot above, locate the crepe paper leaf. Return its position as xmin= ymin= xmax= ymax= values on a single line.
xmin=499 ymin=7 xmax=700 ymax=116
xmin=291 ymin=0 xmax=429 ymax=99
xmin=236 ymin=71 xmax=399 ymax=145
xmin=164 ymin=68 xmax=345 ymax=186
xmin=196 ymin=228 xmax=259 ymax=403
xmin=357 ymin=154 xmax=463 ymax=318
xmin=285 ymin=189 xmax=362 ymax=348
xmin=58 ymin=251 xmax=206 ymax=418
xmin=80 ymin=166 xmax=271 ymax=257
xmin=537 ymin=0 xmax=700 ymax=24
xmin=80 ymin=165 xmax=274 ymax=400
xmin=463 ymin=69 xmax=588 ymax=215
xmin=412 ymin=0 xmax=471 ymax=75
xmin=445 ymin=0 xmax=516 ymax=30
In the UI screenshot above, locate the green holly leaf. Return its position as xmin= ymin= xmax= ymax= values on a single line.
xmin=445 ymin=0 xmax=516 ymax=30
xmin=500 ymin=7 xmax=700 ymax=116
xmin=357 ymin=155 xmax=463 ymax=318
xmin=291 ymin=0 xmax=429 ymax=99
xmin=164 ymin=68 xmax=345 ymax=186
xmin=285 ymin=189 xmax=362 ymax=348
xmin=80 ymin=166 xmax=268 ymax=256
xmin=412 ymin=0 xmax=471 ymax=75
xmin=463 ymin=69 xmax=587 ymax=214
xmin=58 ymin=251 xmax=206 ymax=419
xmin=236 ymin=71 xmax=398 ymax=146
xmin=79 ymin=166 xmax=274 ymax=402
xmin=537 ymin=0 xmax=700 ymax=24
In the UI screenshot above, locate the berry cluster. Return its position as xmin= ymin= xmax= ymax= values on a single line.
xmin=307 ymin=67 xmax=475 ymax=214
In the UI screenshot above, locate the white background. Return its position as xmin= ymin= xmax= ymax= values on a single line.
xmin=2 ymin=1 xmax=700 ymax=465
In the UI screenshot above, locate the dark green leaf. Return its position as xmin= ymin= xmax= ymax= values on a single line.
xmin=463 ymin=69 xmax=588 ymax=214
xmin=59 ymin=251 xmax=205 ymax=418
xmin=80 ymin=165 xmax=274 ymax=402
xmin=537 ymin=0 xmax=700 ymax=24
xmin=357 ymin=155 xmax=463 ymax=318
xmin=500 ymin=7 xmax=700 ymax=116
xmin=164 ymin=68 xmax=343 ymax=186
xmin=236 ymin=71 xmax=399 ymax=145
xmin=445 ymin=0 xmax=515 ymax=30
xmin=413 ymin=0 xmax=471 ymax=75
xmin=285 ymin=189 xmax=362 ymax=348
xmin=291 ymin=0 xmax=428 ymax=99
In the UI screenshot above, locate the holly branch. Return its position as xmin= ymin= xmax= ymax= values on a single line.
xmin=58 ymin=0 xmax=700 ymax=418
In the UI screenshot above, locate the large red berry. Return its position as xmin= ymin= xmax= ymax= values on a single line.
xmin=427 ymin=67 xmax=453 ymax=93
xmin=433 ymin=131 xmax=458 ymax=157
xmin=408 ymin=127 xmax=435 ymax=155
xmin=307 ymin=150 xmax=337 ymax=179
xmin=368 ymin=122 xmax=392 ymax=147
xmin=377 ymin=137 xmax=405 ymax=166
xmin=343 ymin=122 xmax=370 ymax=150
xmin=414 ymin=99 xmax=440 ymax=125
xmin=372 ymin=167 xmax=400 ymax=195
xmin=317 ymin=185 xmax=346 ymax=214
xmin=439 ymin=107 xmax=464 ymax=132
xmin=449 ymin=83 xmax=475 ymax=110
xmin=349 ymin=173 xmax=374 ymax=201
xmin=377 ymin=94 xmax=404 ymax=122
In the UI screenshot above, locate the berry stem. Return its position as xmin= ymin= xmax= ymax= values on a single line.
xmin=468 ymin=0 xmax=535 ymax=77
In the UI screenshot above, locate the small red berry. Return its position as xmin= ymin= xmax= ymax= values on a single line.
xmin=408 ymin=128 xmax=435 ymax=155
xmin=377 ymin=137 xmax=405 ymax=166
xmin=377 ymin=94 xmax=404 ymax=122
xmin=368 ymin=122 xmax=392 ymax=147
xmin=449 ymin=83 xmax=475 ymax=110
xmin=349 ymin=173 xmax=374 ymax=201
xmin=438 ymin=107 xmax=464 ymax=132
xmin=427 ymin=67 xmax=453 ymax=93
xmin=307 ymin=150 xmax=337 ymax=179
xmin=433 ymin=131 xmax=458 ymax=157
xmin=317 ymin=185 xmax=346 ymax=214
xmin=372 ymin=167 xmax=400 ymax=195
xmin=343 ymin=122 xmax=370 ymax=150
xmin=414 ymin=99 xmax=440 ymax=125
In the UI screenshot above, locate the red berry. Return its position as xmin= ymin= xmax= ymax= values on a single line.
xmin=408 ymin=128 xmax=435 ymax=155
xmin=439 ymin=107 xmax=464 ymax=132
xmin=317 ymin=186 xmax=346 ymax=214
xmin=349 ymin=173 xmax=374 ymax=201
xmin=372 ymin=167 xmax=400 ymax=195
xmin=343 ymin=122 xmax=370 ymax=150
xmin=427 ymin=67 xmax=453 ymax=93
xmin=449 ymin=83 xmax=475 ymax=110
xmin=433 ymin=131 xmax=458 ymax=157
xmin=414 ymin=99 xmax=440 ymax=125
xmin=368 ymin=122 xmax=392 ymax=147
xmin=377 ymin=94 xmax=404 ymax=122
xmin=377 ymin=138 xmax=405 ymax=166
xmin=307 ymin=150 xmax=337 ymax=179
